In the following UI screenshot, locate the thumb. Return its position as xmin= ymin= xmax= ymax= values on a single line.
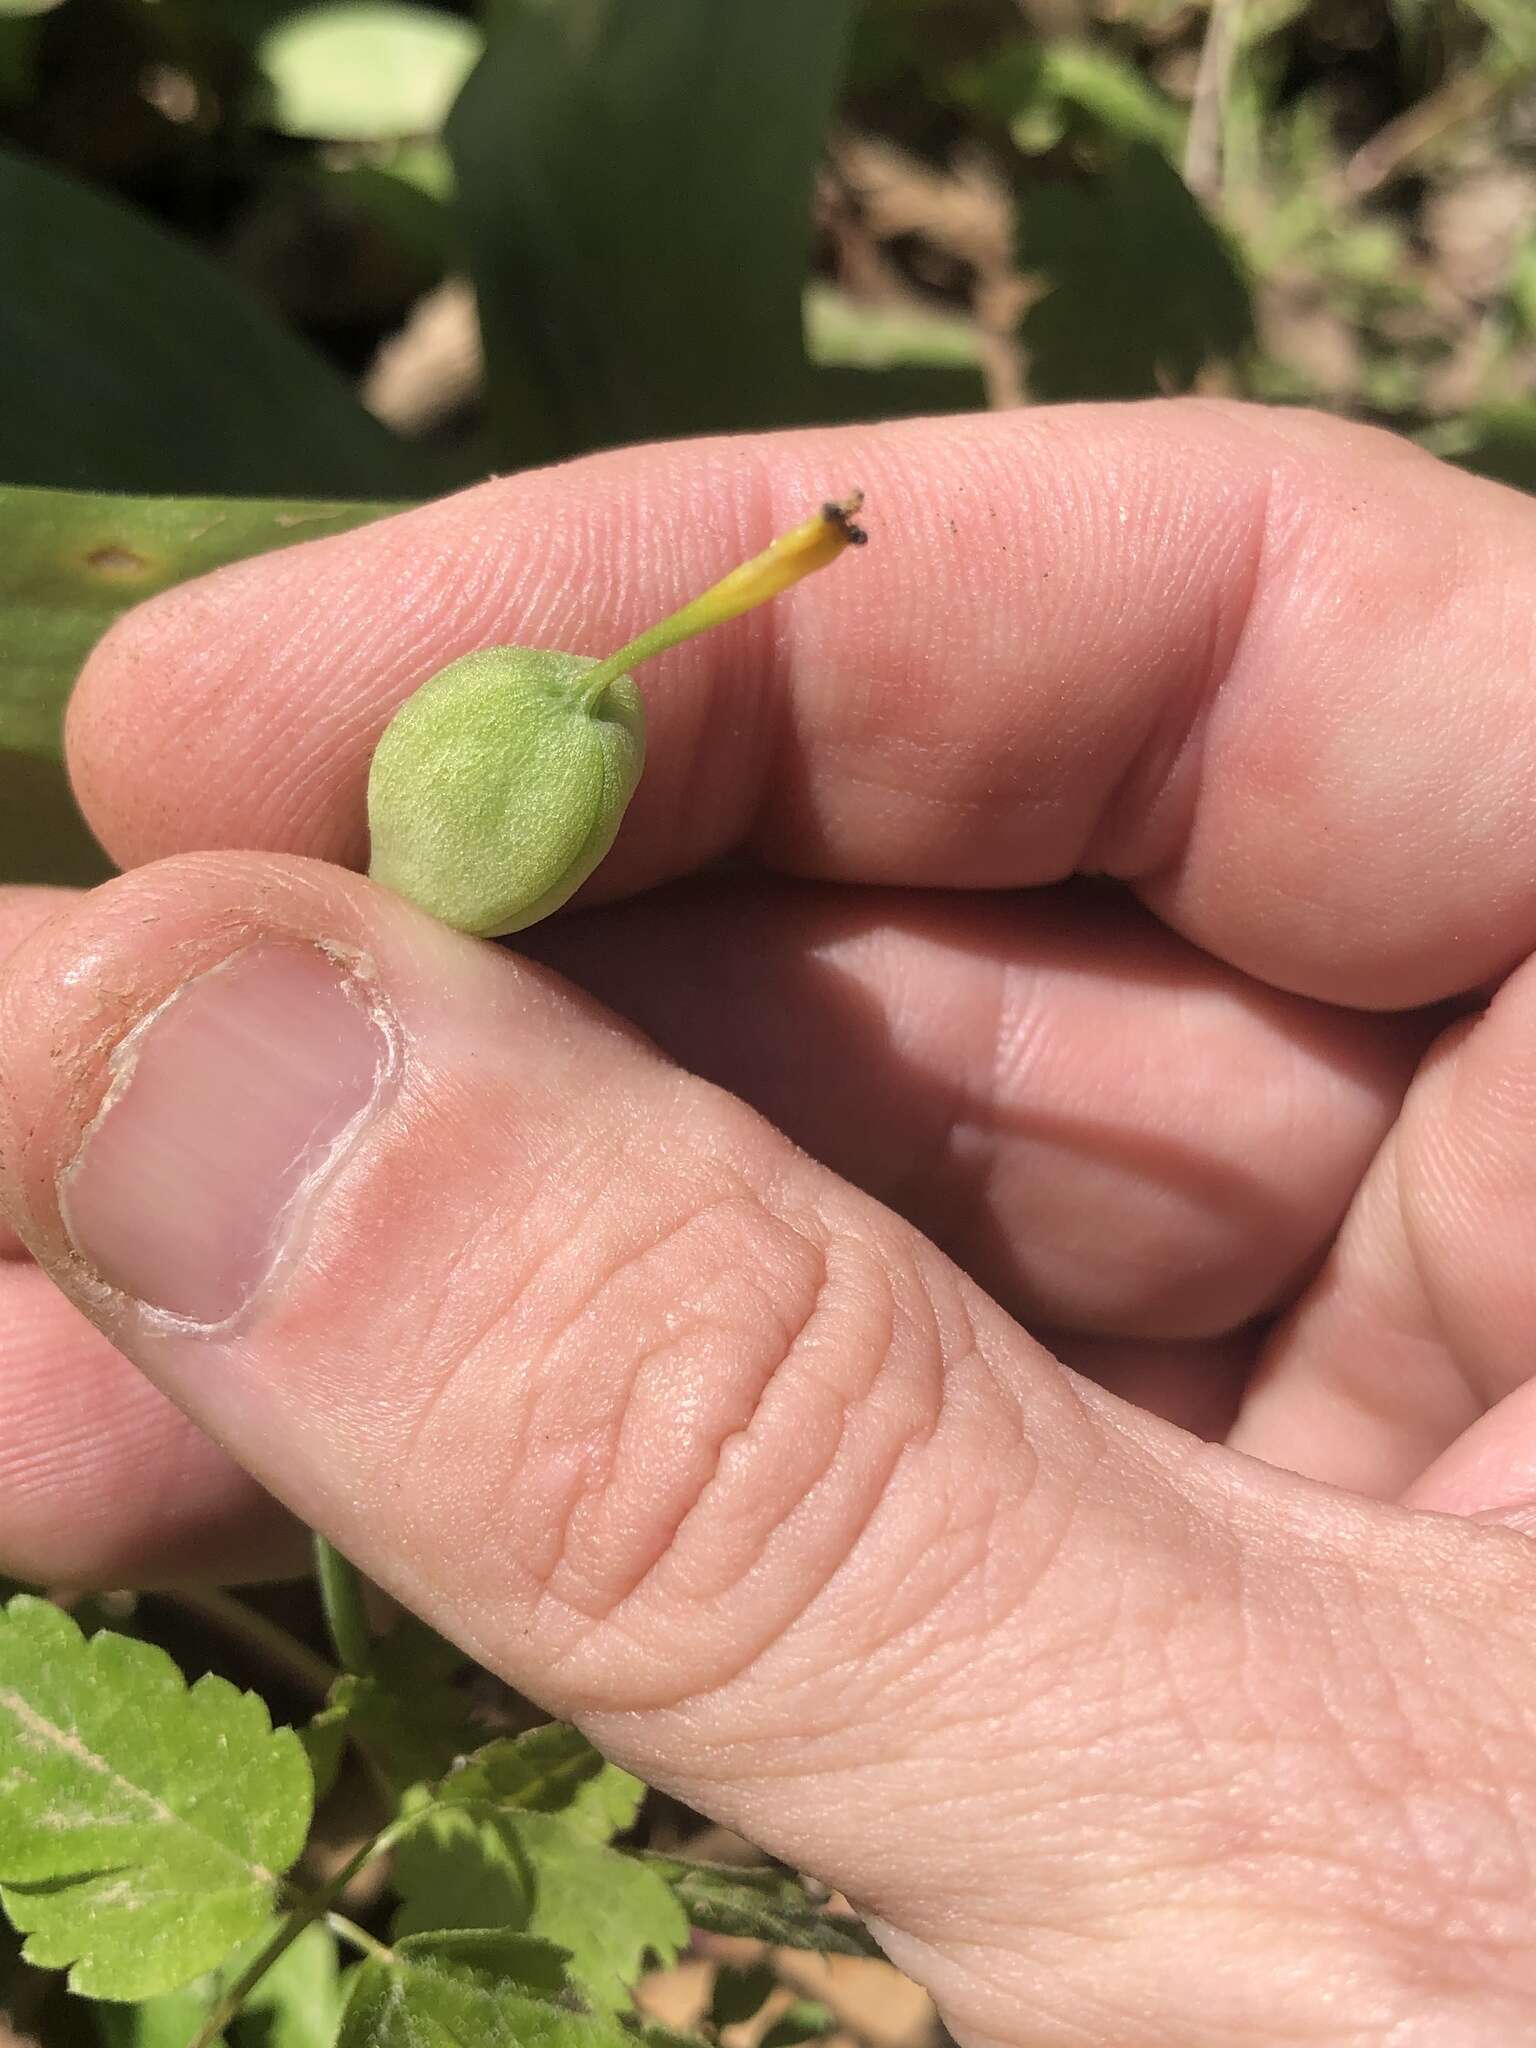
xmin=1 ymin=853 xmax=1532 ymax=2046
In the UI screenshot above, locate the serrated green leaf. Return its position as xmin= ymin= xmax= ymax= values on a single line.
xmin=337 ymin=1930 xmax=627 ymax=2048
xmin=440 ymin=1727 xmax=644 ymax=1840
xmin=0 ymin=1598 xmax=313 ymax=2000
xmin=642 ymin=1858 xmax=883 ymax=1962
xmin=450 ymin=0 xmax=854 ymax=465
xmin=0 ymin=484 xmax=396 ymax=886
xmin=1017 ymin=145 xmax=1253 ymax=400
xmin=259 ymin=4 xmax=483 ymax=140
xmin=393 ymin=1808 xmax=686 ymax=2013
xmin=0 ymin=145 xmax=421 ymax=496
xmin=708 ymin=1963 xmax=776 ymax=2031
xmin=759 ymin=2001 xmax=837 ymax=2048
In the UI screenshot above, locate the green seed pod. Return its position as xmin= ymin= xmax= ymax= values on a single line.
xmin=367 ymin=649 xmax=644 ymax=937
xmin=366 ymin=493 xmax=867 ymax=937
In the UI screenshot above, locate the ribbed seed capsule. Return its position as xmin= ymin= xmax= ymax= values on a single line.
xmin=366 ymin=494 xmax=866 ymax=937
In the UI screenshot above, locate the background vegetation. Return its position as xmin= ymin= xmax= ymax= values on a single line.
xmin=5 ymin=0 xmax=1536 ymax=888
xmin=3 ymin=5 xmax=1536 ymax=2047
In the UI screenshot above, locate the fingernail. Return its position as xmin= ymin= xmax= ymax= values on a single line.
xmin=59 ymin=943 xmax=393 ymax=1325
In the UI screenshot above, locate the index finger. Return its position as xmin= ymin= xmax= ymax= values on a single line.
xmin=67 ymin=399 xmax=1536 ymax=1007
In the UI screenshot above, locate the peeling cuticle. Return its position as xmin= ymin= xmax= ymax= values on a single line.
xmin=54 ymin=940 xmax=400 ymax=1334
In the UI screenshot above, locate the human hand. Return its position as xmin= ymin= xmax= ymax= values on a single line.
xmin=4 ymin=401 xmax=1536 ymax=2043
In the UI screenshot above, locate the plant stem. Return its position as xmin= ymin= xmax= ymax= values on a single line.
xmin=313 ymin=1535 xmax=375 ymax=1677
xmin=166 ymin=1587 xmax=339 ymax=1702
xmin=1344 ymin=58 xmax=1516 ymax=198
xmin=326 ymin=1911 xmax=395 ymax=1963
xmin=577 ymin=494 xmax=866 ymax=709
xmin=186 ymin=1811 xmax=425 ymax=2048
xmin=1183 ymin=0 xmax=1246 ymax=203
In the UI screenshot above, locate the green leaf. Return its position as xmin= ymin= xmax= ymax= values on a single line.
xmin=337 ymin=1930 xmax=629 ymax=2048
xmin=373 ymin=1610 xmax=471 ymax=1691
xmin=259 ymin=4 xmax=483 ymax=140
xmin=804 ymin=285 xmax=983 ymax=373
xmin=1037 ymin=41 xmax=1184 ymax=156
xmin=394 ymin=1814 xmax=686 ymax=2012
xmin=0 ymin=15 xmax=43 ymax=104
xmin=439 ymin=1727 xmax=645 ymax=1840
xmin=0 ymin=484 xmax=396 ymax=886
xmin=311 ymin=1674 xmax=477 ymax=1801
xmin=96 ymin=1975 xmax=228 ymax=2048
xmin=641 ymin=1858 xmax=883 ymax=1962
xmin=0 ymin=1597 xmax=313 ymax=2000
xmin=319 ymin=142 xmax=460 ymax=278
xmin=1017 ymin=145 xmax=1253 ymax=401
xmin=1461 ymin=0 xmax=1536 ymax=64
xmin=636 ymin=2028 xmax=709 ymax=2048
xmin=94 ymin=1924 xmax=342 ymax=2048
xmin=708 ymin=1963 xmax=775 ymax=2031
xmin=759 ymin=2002 xmax=837 ymax=2048
xmin=306 ymin=1607 xmax=478 ymax=1797
xmin=951 ymin=37 xmax=1183 ymax=158
xmin=449 ymin=0 xmax=854 ymax=465
xmin=0 ymin=145 xmax=421 ymax=496
xmin=1422 ymin=403 xmax=1536 ymax=496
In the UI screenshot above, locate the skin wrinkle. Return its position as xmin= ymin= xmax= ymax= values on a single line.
xmin=367 ymin=1135 xmax=710 ymax=1601
xmin=541 ymin=1200 xmax=831 ymax=1629
xmin=675 ymin=1317 xmax=959 ymax=1719
xmin=524 ymin=1187 xmax=843 ymax=1630
xmin=560 ymin=1220 xmax=945 ymax=1707
xmin=661 ymin=1355 xmax=1076 ymax=1761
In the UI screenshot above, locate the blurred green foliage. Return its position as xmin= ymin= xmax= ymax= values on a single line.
xmin=1 ymin=0 xmax=1535 ymax=869
xmin=4 ymin=0 xmax=1535 ymax=493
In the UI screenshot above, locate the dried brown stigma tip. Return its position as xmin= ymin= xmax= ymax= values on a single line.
xmin=822 ymin=490 xmax=868 ymax=546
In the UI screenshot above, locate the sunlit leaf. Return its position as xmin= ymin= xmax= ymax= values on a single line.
xmin=0 ymin=485 xmax=396 ymax=885
xmin=259 ymin=4 xmax=484 ymax=140
xmin=0 ymin=1598 xmax=312 ymax=1999
xmin=336 ymin=1930 xmax=630 ymax=2048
